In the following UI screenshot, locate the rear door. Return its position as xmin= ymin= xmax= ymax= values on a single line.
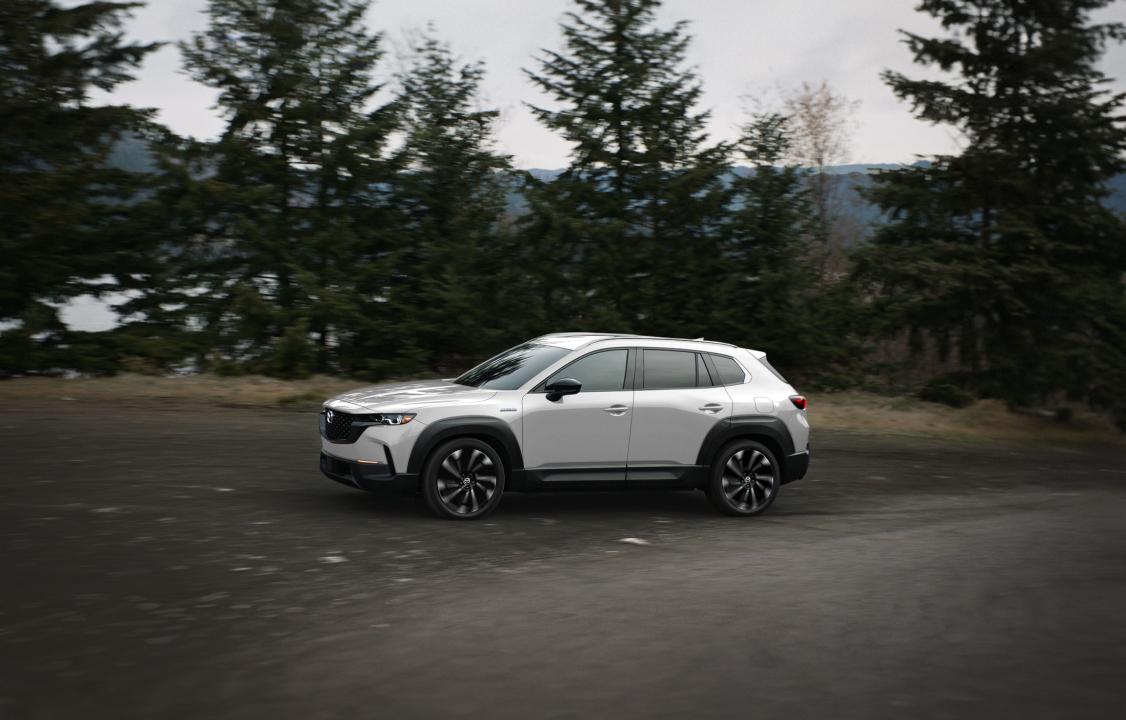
xmin=626 ymin=349 xmax=732 ymax=484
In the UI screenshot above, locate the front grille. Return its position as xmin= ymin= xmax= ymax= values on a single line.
xmin=320 ymin=410 xmax=388 ymax=443
xmin=323 ymin=410 xmax=356 ymax=441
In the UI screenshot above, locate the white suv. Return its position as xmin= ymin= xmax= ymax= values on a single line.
xmin=319 ymin=333 xmax=811 ymax=519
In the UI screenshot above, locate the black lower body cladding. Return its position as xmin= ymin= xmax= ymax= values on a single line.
xmin=783 ymin=449 xmax=810 ymax=484
xmin=319 ymin=452 xmax=417 ymax=493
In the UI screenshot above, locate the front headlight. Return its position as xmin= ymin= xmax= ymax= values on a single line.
xmin=378 ymin=413 xmax=416 ymax=426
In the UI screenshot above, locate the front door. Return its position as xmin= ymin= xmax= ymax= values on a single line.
xmin=521 ymin=348 xmax=633 ymax=485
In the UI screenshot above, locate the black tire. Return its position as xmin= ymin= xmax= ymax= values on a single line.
xmin=421 ymin=438 xmax=505 ymax=520
xmin=706 ymin=440 xmax=780 ymax=516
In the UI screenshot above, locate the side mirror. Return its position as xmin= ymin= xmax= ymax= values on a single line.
xmin=545 ymin=377 xmax=582 ymax=402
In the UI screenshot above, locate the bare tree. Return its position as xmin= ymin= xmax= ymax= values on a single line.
xmin=783 ymin=81 xmax=856 ymax=170
xmin=782 ymin=81 xmax=859 ymax=274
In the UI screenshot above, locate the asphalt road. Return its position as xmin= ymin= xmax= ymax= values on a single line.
xmin=2 ymin=404 xmax=1125 ymax=719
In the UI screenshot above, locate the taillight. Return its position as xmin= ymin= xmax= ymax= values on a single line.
xmin=789 ymin=395 xmax=807 ymax=410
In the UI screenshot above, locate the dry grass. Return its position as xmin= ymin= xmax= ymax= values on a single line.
xmin=0 ymin=374 xmax=1121 ymax=448
xmin=0 ymin=373 xmax=365 ymax=411
xmin=808 ymin=390 xmax=1124 ymax=448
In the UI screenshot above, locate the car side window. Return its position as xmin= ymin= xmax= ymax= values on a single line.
xmin=642 ymin=349 xmax=700 ymax=390
xmin=542 ymin=349 xmax=628 ymax=392
xmin=709 ymin=353 xmax=748 ymax=385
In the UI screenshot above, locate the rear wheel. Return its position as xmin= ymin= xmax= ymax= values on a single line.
xmin=421 ymin=438 xmax=505 ymax=520
xmin=706 ymin=440 xmax=780 ymax=516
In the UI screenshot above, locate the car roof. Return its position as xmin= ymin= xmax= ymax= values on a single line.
xmin=533 ymin=332 xmax=757 ymax=355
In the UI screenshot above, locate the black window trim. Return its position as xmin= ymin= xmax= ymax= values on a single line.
xmin=635 ymin=347 xmax=714 ymax=391
xmin=700 ymin=352 xmax=721 ymax=388
xmin=531 ymin=347 xmax=634 ymax=394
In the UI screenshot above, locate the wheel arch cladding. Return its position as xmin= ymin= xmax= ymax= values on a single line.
xmin=696 ymin=416 xmax=795 ymax=474
xmin=407 ymin=416 xmax=524 ymax=480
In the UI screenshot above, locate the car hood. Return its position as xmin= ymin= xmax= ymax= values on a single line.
xmin=324 ymin=379 xmax=496 ymax=413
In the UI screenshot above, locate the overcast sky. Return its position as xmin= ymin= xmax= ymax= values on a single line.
xmin=93 ymin=0 xmax=1126 ymax=168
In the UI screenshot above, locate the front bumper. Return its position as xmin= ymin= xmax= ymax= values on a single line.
xmin=319 ymin=408 xmax=424 ymax=474
xmin=320 ymin=452 xmax=417 ymax=493
xmin=782 ymin=449 xmax=810 ymax=484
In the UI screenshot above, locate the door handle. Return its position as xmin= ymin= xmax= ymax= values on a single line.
xmin=698 ymin=403 xmax=724 ymax=414
xmin=603 ymin=404 xmax=629 ymax=416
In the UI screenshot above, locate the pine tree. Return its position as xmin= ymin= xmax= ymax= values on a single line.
xmin=390 ymin=31 xmax=515 ymax=373
xmin=176 ymin=0 xmax=400 ymax=377
xmin=721 ymin=114 xmax=817 ymax=370
xmin=524 ymin=0 xmax=729 ymax=336
xmin=852 ymin=0 xmax=1126 ymax=422
xmin=0 ymin=0 xmax=159 ymax=374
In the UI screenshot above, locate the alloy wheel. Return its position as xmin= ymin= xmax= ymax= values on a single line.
xmin=720 ymin=448 xmax=775 ymax=513
xmin=434 ymin=447 xmax=499 ymax=516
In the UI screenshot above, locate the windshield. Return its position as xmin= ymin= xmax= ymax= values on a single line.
xmin=455 ymin=342 xmax=571 ymax=390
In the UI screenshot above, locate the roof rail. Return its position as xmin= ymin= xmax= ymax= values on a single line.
xmin=537 ymin=332 xmax=740 ymax=349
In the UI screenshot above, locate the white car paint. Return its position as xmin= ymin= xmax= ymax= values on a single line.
xmin=320 ymin=333 xmax=810 ymax=488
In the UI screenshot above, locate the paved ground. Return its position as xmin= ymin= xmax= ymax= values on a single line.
xmin=2 ymin=405 xmax=1125 ymax=720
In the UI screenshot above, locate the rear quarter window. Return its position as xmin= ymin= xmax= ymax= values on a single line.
xmin=709 ymin=353 xmax=749 ymax=385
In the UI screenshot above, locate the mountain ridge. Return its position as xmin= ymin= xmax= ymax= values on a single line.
xmin=108 ymin=136 xmax=1126 ymax=225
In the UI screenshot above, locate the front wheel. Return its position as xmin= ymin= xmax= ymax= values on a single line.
xmin=706 ymin=440 xmax=780 ymax=516
xmin=421 ymin=438 xmax=505 ymax=520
